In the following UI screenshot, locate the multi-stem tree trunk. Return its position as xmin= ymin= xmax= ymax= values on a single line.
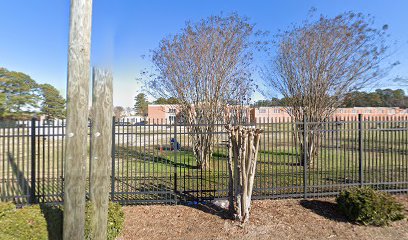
xmin=189 ymin=122 xmax=215 ymax=170
xmin=226 ymin=125 xmax=263 ymax=224
xmin=193 ymin=138 xmax=212 ymax=169
xmin=293 ymin=122 xmax=320 ymax=167
xmin=194 ymin=141 xmax=212 ymax=170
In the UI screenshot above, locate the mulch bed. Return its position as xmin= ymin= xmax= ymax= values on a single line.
xmin=121 ymin=195 xmax=408 ymax=240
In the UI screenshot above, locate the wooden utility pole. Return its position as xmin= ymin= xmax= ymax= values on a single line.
xmin=63 ymin=0 xmax=93 ymax=239
xmin=89 ymin=68 xmax=113 ymax=240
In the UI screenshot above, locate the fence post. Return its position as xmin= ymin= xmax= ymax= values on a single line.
xmin=303 ymin=115 xmax=308 ymax=199
xmin=358 ymin=114 xmax=363 ymax=187
xmin=173 ymin=121 xmax=178 ymax=204
xmin=30 ymin=117 xmax=36 ymax=204
xmin=335 ymin=116 xmax=339 ymax=148
xmin=111 ymin=117 xmax=116 ymax=201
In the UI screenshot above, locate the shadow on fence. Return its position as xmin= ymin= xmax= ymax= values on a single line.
xmin=6 ymin=152 xmax=31 ymax=202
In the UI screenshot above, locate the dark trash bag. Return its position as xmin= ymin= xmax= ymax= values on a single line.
xmin=170 ymin=138 xmax=180 ymax=150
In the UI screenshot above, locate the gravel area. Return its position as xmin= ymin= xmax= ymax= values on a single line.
xmin=121 ymin=195 xmax=408 ymax=240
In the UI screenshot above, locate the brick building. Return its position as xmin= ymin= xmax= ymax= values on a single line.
xmin=250 ymin=107 xmax=290 ymax=123
xmin=250 ymin=106 xmax=408 ymax=123
xmin=149 ymin=105 xmax=408 ymax=124
xmin=147 ymin=104 xmax=181 ymax=124
xmin=334 ymin=107 xmax=403 ymax=117
xmin=147 ymin=104 xmax=251 ymax=124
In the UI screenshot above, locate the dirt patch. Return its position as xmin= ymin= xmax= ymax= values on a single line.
xmin=122 ymin=195 xmax=408 ymax=240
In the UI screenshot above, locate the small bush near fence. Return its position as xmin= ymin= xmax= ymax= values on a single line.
xmin=85 ymin=202 xmax=125 ymax=240
xmin=106 ymin=202 xmax=125 ymax=240
xmin=336 ymin=187 xmax=405 ymax=226
xmin=0 ymin=201 xmax=124 ymax=240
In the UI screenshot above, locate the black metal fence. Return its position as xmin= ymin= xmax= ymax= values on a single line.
xmin=1 ymin=115 xmax=407 ymax=204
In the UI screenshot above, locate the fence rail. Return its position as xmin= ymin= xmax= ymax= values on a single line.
xmin=0 ymin=115 xmax=407 ymax=204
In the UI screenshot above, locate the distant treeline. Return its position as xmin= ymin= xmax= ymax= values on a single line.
xmin=252 ymin=89 xmax=408 ymax=109
xmin=0 ymin=67 xmax=66 ymax=120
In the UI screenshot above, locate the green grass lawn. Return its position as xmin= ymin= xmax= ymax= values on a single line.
xmin=1 ymin=121 xmax=408 ymax=203
xmin=112 ymin=137 xmax=408 ymax=201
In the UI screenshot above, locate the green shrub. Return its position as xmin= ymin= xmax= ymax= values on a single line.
xmin=336 ymin=187 xmax=405 ymax=226
xmin=106 ymin=202 xmax=125 ymax=240
xmin=85 ymin=202 xmax=125 ymax=240
xmin=0 ymin=201 xmax=124 ymax=240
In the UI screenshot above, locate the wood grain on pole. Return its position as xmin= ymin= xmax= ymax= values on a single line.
xmin=63 ymin=0 xmax=93 ymax=239
xmin=89 ymin=68 xmax=113 ymax=240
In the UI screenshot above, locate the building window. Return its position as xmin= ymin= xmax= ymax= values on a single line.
xmin=365 ymin=110 xmax=372 ymax=114
xmin=169 ymin=116 xmax=176 ymax=122
xmin=169 ymin=109 xmax=176 ymax=113
xmin=259 ymin=109 xmax=266 ymax=113
xmin=273 ymin=109 xmax=280 ymax=114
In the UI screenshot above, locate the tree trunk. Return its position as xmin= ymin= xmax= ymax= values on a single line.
xmin=226 ymin=125 xmax=262 ymax=224
xmin=193 ymin=134 xmax=212 ymax=169
xmin=296 ymin=124 xmax=320 ymax=168
xmin=227 ymin=141 xmax=234 ymax=215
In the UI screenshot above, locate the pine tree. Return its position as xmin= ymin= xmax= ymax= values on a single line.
xmin=40 ymin=83 xmax=66 ymax=120
xmin=134 ymin=93 xmax=149 ymax=116
xmin=0 ymin=68 xmax=41 ymax=119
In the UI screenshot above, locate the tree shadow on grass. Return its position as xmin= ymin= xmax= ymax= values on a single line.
xmin=299 ymin=199 xmax=348 ymax=223
xmin=324 ymin=177 xmax=358 ymax=184
xmin=116 ymin=146 xmax=199 ymax=170
xmin=40 ymin=204 xmax=63 ymax=240
xmin=259 ymin=150 xmax=300 ymax=157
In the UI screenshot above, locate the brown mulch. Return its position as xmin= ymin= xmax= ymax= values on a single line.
xmin=121 ymin=195 xmax=408 ymax=240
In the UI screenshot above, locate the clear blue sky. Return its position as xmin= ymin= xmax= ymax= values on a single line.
xmin=1 ymin=0 xmax=407 ymax=107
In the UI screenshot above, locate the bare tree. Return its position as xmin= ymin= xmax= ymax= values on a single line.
xmin=145 ymin=14 xmax=258 ymax=169
xmin=113 ymin=106 xmax=125 ymax=120
xmin=263 ymin=12 xmax=391 ymax=166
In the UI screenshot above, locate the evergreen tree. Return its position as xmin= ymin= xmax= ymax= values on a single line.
xmin=0 ymin=68 xmax=40 ymax=119
xmin=153 ymin=97 xmax=179 ymax=104
xmin=342 ymin=89 xmax=408 ymax=108
xmin=152 ymin=97 xmax=167 ymax=104
xmin=40 ymin=83 xmax=66 ymax=119
xmin=134 ymin=93 xmax=149 ymax=116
